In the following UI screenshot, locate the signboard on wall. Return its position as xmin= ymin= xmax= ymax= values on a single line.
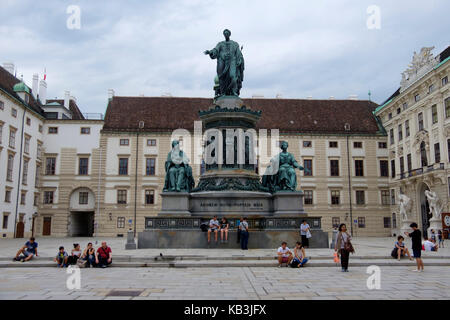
xmin=442 ymin=213 xmax=450 ymax=239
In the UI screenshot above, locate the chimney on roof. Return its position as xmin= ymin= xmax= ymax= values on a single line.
xmin=252 ymin=94 xmax=264 ymax=98
xmin=348 ymin=94 xmax=358 ymax=100
xmin=64 ymin=90 xmax=70 ymax=109
xmin=329 ymin=96 xmax=335 ymax=100
xmin=38 ymin=79 xmax=47 ymax=104
xmin=307 ymin=96 xmax=313 ymax=100
xmin=32 ymin=74 xmax=39 ymax=99
xmin=3 ymin=62 xmax=15 ymax=75
xmin=276 ymin=94 xmax=283 ymax=99
xmin=108 ymin=89 xmax=115 ymax=100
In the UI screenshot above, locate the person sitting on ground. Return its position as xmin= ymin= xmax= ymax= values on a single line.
xmin=277 ymin=242 xmax=293 ymax=267
xmin=220 ymin=217 xmax=229 ymax=243
xmin=293 ymin=242 xmax=309 ymax=267
xmin=68 ymin=243 xmax=82 ymax=265
xmin=423 ymin=238 xmax=438 ymax=252
xmin=96 ymin=241 xmax=112 ymax=268
xmin=81 ymin=242 xmax=96 ymax=268
xmin=14 ymin=237 xmax=38 ymax=262
xmin=54 ymin=246 xmax=68 ymax=268
xmin=392 ymin=236 xmax=413 ymax=261
xmin=207 ymin=215 xmax=220 ymax=245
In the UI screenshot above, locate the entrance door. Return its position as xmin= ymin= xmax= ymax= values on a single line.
xmin=70 ymin=212 xmax=94 ymax=236
xmin=15 ymin=222 xmax=24 ymax=238
xmin=43 ymin=217 xmax=52 ymax=236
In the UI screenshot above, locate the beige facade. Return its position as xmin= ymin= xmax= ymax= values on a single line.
xmin=375 ymin=47 xmax=450 ymax=234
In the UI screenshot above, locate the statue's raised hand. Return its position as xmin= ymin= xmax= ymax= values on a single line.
xmin=204 ymin=50 xmax=210 ymax=55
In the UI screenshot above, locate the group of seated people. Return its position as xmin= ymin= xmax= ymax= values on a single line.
xmin=277 ymin=241 xmax=309 ymax=268
xmin=391 ymin=235 xmax=439 ymax=260
xmin=13 ymin=237 xmax=112 ymax=268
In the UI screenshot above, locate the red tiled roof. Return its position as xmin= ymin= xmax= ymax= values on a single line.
xmin=103 ymin=96 xmax=381 ymax=135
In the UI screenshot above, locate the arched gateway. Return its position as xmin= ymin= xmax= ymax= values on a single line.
xmin=68 ymin=187 xmax=96 ymax=236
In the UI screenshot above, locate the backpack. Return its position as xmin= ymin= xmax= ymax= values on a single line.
xmin=290 ymin=259 xmax=300 ymax=268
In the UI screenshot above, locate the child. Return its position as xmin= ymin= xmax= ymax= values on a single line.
xmin=54 ymin=246 xmax=68 ymax=268
xmin=392 ymin=236 xmax=413 ymax=261
xmin=405 ymin=223 xmax=424 ymax=272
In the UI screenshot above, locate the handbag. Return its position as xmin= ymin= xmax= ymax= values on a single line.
xmin=342 ymin=234 xmax=355 ymax=253
xmin=77 ymin=258 xmax=87 ymax=268
xmin=306 ymin=230 xmax=312 ymax=239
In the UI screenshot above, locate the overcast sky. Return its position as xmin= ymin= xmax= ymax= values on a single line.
xmin=1 ymin=0 xmax=449 ymax=115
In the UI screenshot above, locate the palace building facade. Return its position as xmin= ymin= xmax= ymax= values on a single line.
xmin=1 ymin=45 xmax=448 ymax=238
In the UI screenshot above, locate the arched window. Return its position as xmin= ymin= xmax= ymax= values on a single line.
xmin=420 ymin=141 xmax=428 ymax=167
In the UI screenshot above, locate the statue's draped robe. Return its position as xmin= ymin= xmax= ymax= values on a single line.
xmin=208 ymin=40 xmax=244 ymax=96
xmin=163 ymin=149 xmax=194 ymax=192
xmin=262 ymin=152 xmax=303 ymax=191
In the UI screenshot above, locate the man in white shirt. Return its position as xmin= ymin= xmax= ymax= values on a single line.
xmin=423 ymin=238 xmax=438 ymax=252
xmin=277 ymin=242 xmax=293 ymax=267
xmin=207 ymin=215 xmax=220 ymax=245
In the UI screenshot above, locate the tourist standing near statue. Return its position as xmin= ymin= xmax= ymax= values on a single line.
xmin=239 ymin=217 xmax=249 ymax=250
xmin=236 ymin=217 xmax=243 ymax=244
xmin=334 ymin=224 xmax=354 ymax=272
xmin=405 ymin=223 xmax=424 ymax=272
xmin=300 ymin=220 xmax=311 ymax=248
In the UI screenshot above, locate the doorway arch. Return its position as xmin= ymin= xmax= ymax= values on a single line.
xmin=68 ymin=187 xmax=96 ymax=236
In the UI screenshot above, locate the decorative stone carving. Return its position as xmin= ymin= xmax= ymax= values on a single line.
xmin=413 ymin=130 xmax=429 ymax=154
xmin=400 ymin=47 xmax=438 ymax=92
xmin=398 ymin=193 xmax=411 ymax=221
xmin=424 ymin=190 xmax=443 ymax=220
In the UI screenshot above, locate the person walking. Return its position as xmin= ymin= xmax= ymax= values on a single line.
xmin=334 ymin=223 xmax=354 ymax=272
xmin=300 ymin=220 xmax=311 ymax=248
xmin=405 ymin=222 xmax=424 ymax=272
xmin=239 ymin=217 xmax=249 ymax=250
xmin=438 ymin=230 xmax=444 ymax=248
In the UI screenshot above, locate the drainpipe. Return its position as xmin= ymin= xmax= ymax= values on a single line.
xmin=345 ymin=124 xmax=353 ymax=236
xmin=134 ymin=131 xmax=139 ymax=238
xmin=13 ymin=107 xmax=26 ymax=237
xmin=95 ymin=144 xmax=102 ymax=236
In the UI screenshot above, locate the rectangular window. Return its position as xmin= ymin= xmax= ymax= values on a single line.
xmin=407 ymin=154 xmax=412 ymax=172
xmin=35 ymin=165 xmax=40 ymax=186
xmin=26 ymin=117 xmax=31 ymax=126
xmin=381 ymin=190 xmax=390 ymax=205
xmin=353 ymin=142 xmax=362 ymax=148
xmin=20 ymin=191 xmax=26 ymax=205
xmin=378 ymin=142 xmax=387 ymax=149
xmin=38 ymin=125 xmax=43 ymax=133
xmin=303 ymin=141 xmax=312 ymax=148
xmin=145 ymin=190 xmax=155 ymax=204
xmin=390 ymin=189 xmax=396 ymax=205
xmin=146 ymin=158 xmax=156 ymax=176
xmin=43 ymin=191 xmax=54 ymax=204
xmin=405 ymin=120 xmax=410 ymax=137
xmin=117 ymin=217 xmax=125 ymax=228
xmin=390 ymin=129 xmax=394 ymax=145
xmin=119 ymin=158 xmax=128 ymax=175
xmin=147 ymin=139 xmax=157 ymax=147
xmin=9 ymin=129 xmax=16 ymax=148
xmin=330 ymin=159 xmax=339 ymax=176
xmin=384 ymin=217 xmax=391 ymax=228
xmin=443 ymin=76 xmax=449 ymax=86
xmin=355 ymin=160 xmax=364 ymax=176
xmin=380 ymin=160 xmax=388 ymax=177
xmin=48 ymin=127 xmax=58 ymax=134
xmin=2 ymin=214 xmax=8 ymax=229
xmin=331 ymin=190 xmax=340 ymax=205
xmin=117 ymin=190 xmax=127 ymax=204
xmin=304 ymin=190 xmax=313 ymax=205
xmin=398 ymin=124 xmax=402 ymax=141
xmin=6 ymin=154 xmax=14 ymax=181
xmin=79 ymin=158 xmax=89 ymax=175
xmin=388 ymin=113 xmax=392 ymax=120
xmin=332 ymin=217 xmax=340 ymax=228
xmin=399 ymin=156 xmax=404 ymax=174
xmin=414 ymin=94 xmax=420 ymax=102
xmin=303 ymin=159 xmax=312 ymax=176
xmin=37 ymin=142 xmax=42 ymax=159
xmin=356 ymin=190 xmax=365 ymax=205
xmin=0 ymin=100 xmax=4 ymax=110
xmin=428 ymin=84 xmax=435 ymax=94
xmin=80 ymin=127 xmax=91 ymax=135
xmin=45 ymin=157 xmax=56 ymax=175
xmin=34 ymin=194 xmax=38 ymax=206
xmin=435 ymin=143 xmax=441 ymax=163
xmin=402 ymin=102 xmax=408 ymax=110
xmin=329 ymin=141 xmax=338 ymax=148
xmin=391 ymin=159 xmax=396 ymax=178
xmin=24 ymin=137 xmax=30 ymax=154
xmin=79 ymin=192 xmax=88 ymax=205
xmin=358 ymin=217 xmax=366 ymax=228
xmin=418 ymin=112 xmax=424 ymax=130
xmin=22 ymin=160 xmax=28 ymax=185
xmin=5 ymin=190 xmax=11 ymax=203
xmin=11 ymin=108 xmax=17 ymax=117
xmin=432 ymin=105 xmax=438 ymax=124
xmin=445 ymin=98 xmax=450 ymax=118
xmin=119 ymin=139 xmax=129 ymax=146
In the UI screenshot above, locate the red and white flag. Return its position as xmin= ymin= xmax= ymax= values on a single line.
xmin=43 ymin=68 xmax=47 ymax=81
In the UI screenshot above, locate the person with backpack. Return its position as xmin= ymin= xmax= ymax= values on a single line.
xmin=404 ymin=222 xmax=424 ymax=272
xmin=334 ymin=223 xmax=354 ymax=272
xmin=67 ymin=243 xmax=82 ymax=265
xmin=292 ymin=242 xmax=309 ymax=268
xmin=96 ymin=241 xmax=112 ymax=268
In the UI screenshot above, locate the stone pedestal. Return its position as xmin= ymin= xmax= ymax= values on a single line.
xmin=427 ymin=217 xmax=442 ymax=238
xmin=400 ymin=220 xmax=413 ymax=237
xmin=125 ymin=230 xmax=137 ymax=250
xmin=273 ymin=191 xmax=305 ymax=216
xmin=159 ymin=192 xmax=191 ymax=216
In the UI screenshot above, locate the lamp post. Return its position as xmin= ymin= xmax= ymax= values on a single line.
xmin=345 ymin=123 xmax=353 ymax=236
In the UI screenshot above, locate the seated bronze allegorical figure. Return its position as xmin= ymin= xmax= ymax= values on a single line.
xmin=163 ymin=140 xmax=195 ymax=192
xmin=262 ymin=141 xmax=308 ymax=192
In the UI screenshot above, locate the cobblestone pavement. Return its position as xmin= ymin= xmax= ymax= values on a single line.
xmin=0 ymin=266 xmax=449 ymax=300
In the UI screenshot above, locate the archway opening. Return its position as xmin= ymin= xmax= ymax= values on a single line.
xmin=419 ymin=183 xmax=431 ymax=237
xmin=69 ymin=188 xmax=96 ymax=237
